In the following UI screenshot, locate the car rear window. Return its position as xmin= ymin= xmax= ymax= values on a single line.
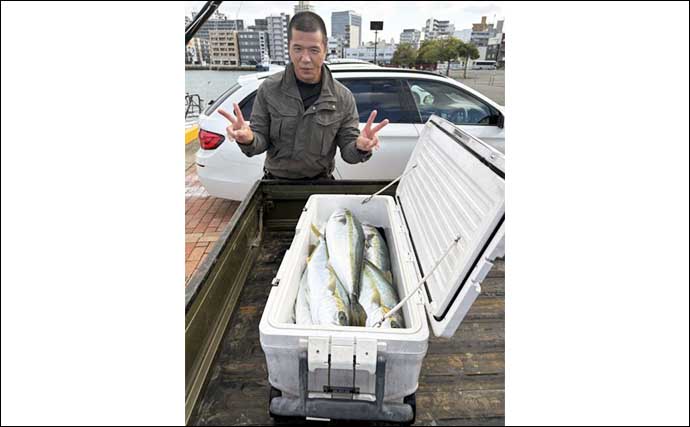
xmin=339 ymin=78 xmax=420 ymax=124
xmin=239 ymin=92 xmax=256 ymax=121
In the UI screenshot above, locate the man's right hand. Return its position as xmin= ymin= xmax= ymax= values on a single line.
xmin=218 ymin=103 xmax=254 ymax=145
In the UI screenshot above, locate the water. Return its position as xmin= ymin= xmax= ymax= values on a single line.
xmin=185 ymin=70 xmax=255 ymax=112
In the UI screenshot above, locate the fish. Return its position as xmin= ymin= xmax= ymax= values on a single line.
xmin=362 ymin=224 xmax=392 ymax=275
xmin=307 ymin=234 xmax=351 ymax=326
xmin=294 ymin=267 xmax=312 ymax=325
xmin=349 ymin=297 xmax=369 ymax=327
xmin=359 ymin=259 xmax=404 ymax=328
xmin=325 ymin=209 xmax=365 ymax=300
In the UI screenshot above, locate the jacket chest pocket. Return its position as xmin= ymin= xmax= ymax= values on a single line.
xmin=266 ymin=98 xmax=298 ymax=142
xmin=310 ymin=110 xmax=341 ymax=156
xmin=267 ymin=100 xmax=299 ymax=159
xmin=269 ymin=117 xmax=282 ymax=141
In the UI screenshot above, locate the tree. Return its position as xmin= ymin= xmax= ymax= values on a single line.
xmin=437 ymin=37 xmax=464 ymax=76
xmin=458 ymin=42 xmax=480 ymax=79
xmin=416 ymin=39 xmax=440 ymax=68
xmin=392 ymin=43 xmax=417 ymax=68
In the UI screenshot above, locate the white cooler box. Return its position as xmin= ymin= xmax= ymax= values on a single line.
xmin=259 ymin=116 xmax=505 ymax=422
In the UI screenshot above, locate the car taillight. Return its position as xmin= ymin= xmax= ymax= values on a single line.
xmin=199 ymin=129 xmax=225 ymax=150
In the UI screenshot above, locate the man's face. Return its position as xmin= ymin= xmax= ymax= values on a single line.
xmin=289 ymin=29 xmax=326 ymax=84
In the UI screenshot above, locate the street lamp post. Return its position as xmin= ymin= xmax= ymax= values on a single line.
xmin=370 ymin=21 xmax=383 ymax=65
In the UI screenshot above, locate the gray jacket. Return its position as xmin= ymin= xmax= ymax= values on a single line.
xmin=237 ymin=63 xmax=371 ymax=179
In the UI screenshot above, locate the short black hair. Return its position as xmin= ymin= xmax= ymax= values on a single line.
xmin=288 ymin=12 xmax=327 ymax=47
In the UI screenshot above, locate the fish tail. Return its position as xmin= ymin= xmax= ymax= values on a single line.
xmin=351 ymin=300 xmax=368 ymax=327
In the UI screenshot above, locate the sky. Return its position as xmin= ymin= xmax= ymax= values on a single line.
xmin=185 ymin=1 xmax=505 ymax=44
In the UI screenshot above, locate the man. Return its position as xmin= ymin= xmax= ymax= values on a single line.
xmin=217 ymin=12 xmax=388 ymax=180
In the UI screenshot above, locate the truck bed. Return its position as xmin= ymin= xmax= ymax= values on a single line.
xmin=188 ymin=228 xmax=505 ymax=426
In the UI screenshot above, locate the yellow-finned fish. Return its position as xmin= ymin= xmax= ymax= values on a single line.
xmin=325 ymin=208 xmax=364 ymax=294
xmin=359 ymin=259 xmax=404 ymax=328
xmin=307 ymin=234 xmax=351 ymax=326
xmin=362 ymin=224 xmax=392 ymax=275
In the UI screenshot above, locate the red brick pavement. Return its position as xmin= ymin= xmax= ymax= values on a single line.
xmin=185 ymin=166 xmax=240 ymax=284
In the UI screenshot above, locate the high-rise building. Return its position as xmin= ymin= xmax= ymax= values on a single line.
xmin=400 ymin=29 xmax=421 ymax=49
xmin=238 ymin=31 xmax=270 ymax=65
xmin=495 ymin=19 xmax=504 ymax=35
xmin=423 ymin=18 xmax=455 ymax=41
xmin=267 ymin=13 xmax=290 ymax=64
xmin=331 ymin=11 xmax=362 ymax=50
xmin=248 ymin=18 xmax=268 ymax=32
xmin=486 ymin=32 xmax=505 ymax=67
xmin=294 ymin=1 xmax=316 ymax=15
xmin=209 ymin=30 xmax=240 ymax=66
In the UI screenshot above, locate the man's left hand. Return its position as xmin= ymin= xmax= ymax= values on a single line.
xmin=356 ymin=110 xmax=389 ymax=152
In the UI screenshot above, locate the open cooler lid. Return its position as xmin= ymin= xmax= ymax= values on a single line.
xmin=395 ymin=115 xmax=505 ymax=338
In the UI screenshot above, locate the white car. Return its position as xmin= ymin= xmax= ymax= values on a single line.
xmin=196 ymin=63 xmax=505 ymax=201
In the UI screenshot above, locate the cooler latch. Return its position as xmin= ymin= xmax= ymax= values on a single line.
xmin=307 ymin=337 xmax=378 ymax=399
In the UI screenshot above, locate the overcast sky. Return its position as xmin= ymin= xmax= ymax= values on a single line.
xmin=185 ymin=1 xmax=505 ymax=44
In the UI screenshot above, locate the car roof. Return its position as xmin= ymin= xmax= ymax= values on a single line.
xmin=325 ymin=58 xmax=375 ymax=66
xmin=247 ymin=65 xmax=450 ymax=81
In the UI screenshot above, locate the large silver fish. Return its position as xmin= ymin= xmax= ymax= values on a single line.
xmin=307 ymin=235 xmax=351 ymax=326
xmin=362 ymin=224 xmax=391 ymax=275
xmin=294 ymin=267 xmax=312 ymax=325
xmin=325 ymin=209 xmax=365 ymax=298
xmin=359 ymin=259 xmax=404 ymax=328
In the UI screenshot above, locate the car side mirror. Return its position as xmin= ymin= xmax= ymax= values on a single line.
xmin=423 ymin=95 xmax=434 ymax=105
xmin=497 ymin=113 xmax=504 ymax=129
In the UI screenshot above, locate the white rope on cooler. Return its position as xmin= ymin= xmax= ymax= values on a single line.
xmin=360 ymin=164 xmax=418 ymax=205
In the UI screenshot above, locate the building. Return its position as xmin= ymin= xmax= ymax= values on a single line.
xmin=470 ymin=29 xmax=491 ymax=47
xmin=267 ymin=13 xmax=290 ymax=64
xmin=453 ymin=29 xmax=472 ymax=43
xmin=399 ymin=29 xmax=421 ymax=49
xmin=248 ymin=18 xmax=268 ymax=32
xmin=195 ymin=14 xmax=244 ymax=40
xmin=424 ymin=18 xmax=455 ymax=41
xmin=331 ymin=11 xmax=362 ymax=50
xmin=327 ymin=38 xmax=344 ymax=59
xmin=238 ymin=30 xmax=270 ymax=65
xmin=471 ymin=16 xmax=503 ymax=47
xmin=495 ymin=19 xmax=504 ymax=34
xmin=486 ymin=32 xmax=505 ymax=67
xmin=186 ymin=37 xmax=210 ymax=65
xmin=476 ymin=46 xmax=488 ymax=61
xmin=209 ymin=30 xmax=240 ymax=66
xmin=294 ymin=1 xmax=315 ymax=15
xmin=344 ymin=42 xmax=396 ymax=64
xmin=472 ymin=15 xmax=489 ymax=32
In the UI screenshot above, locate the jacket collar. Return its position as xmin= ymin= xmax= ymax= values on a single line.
xmin=281 ymin=62 xmax=337 ymax=105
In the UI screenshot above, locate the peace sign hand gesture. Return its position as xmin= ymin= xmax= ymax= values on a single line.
xmin=218 ymin=103 xmax=254 ymax=145
xmin=355 ymin=110 xmax=389 ymax=152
